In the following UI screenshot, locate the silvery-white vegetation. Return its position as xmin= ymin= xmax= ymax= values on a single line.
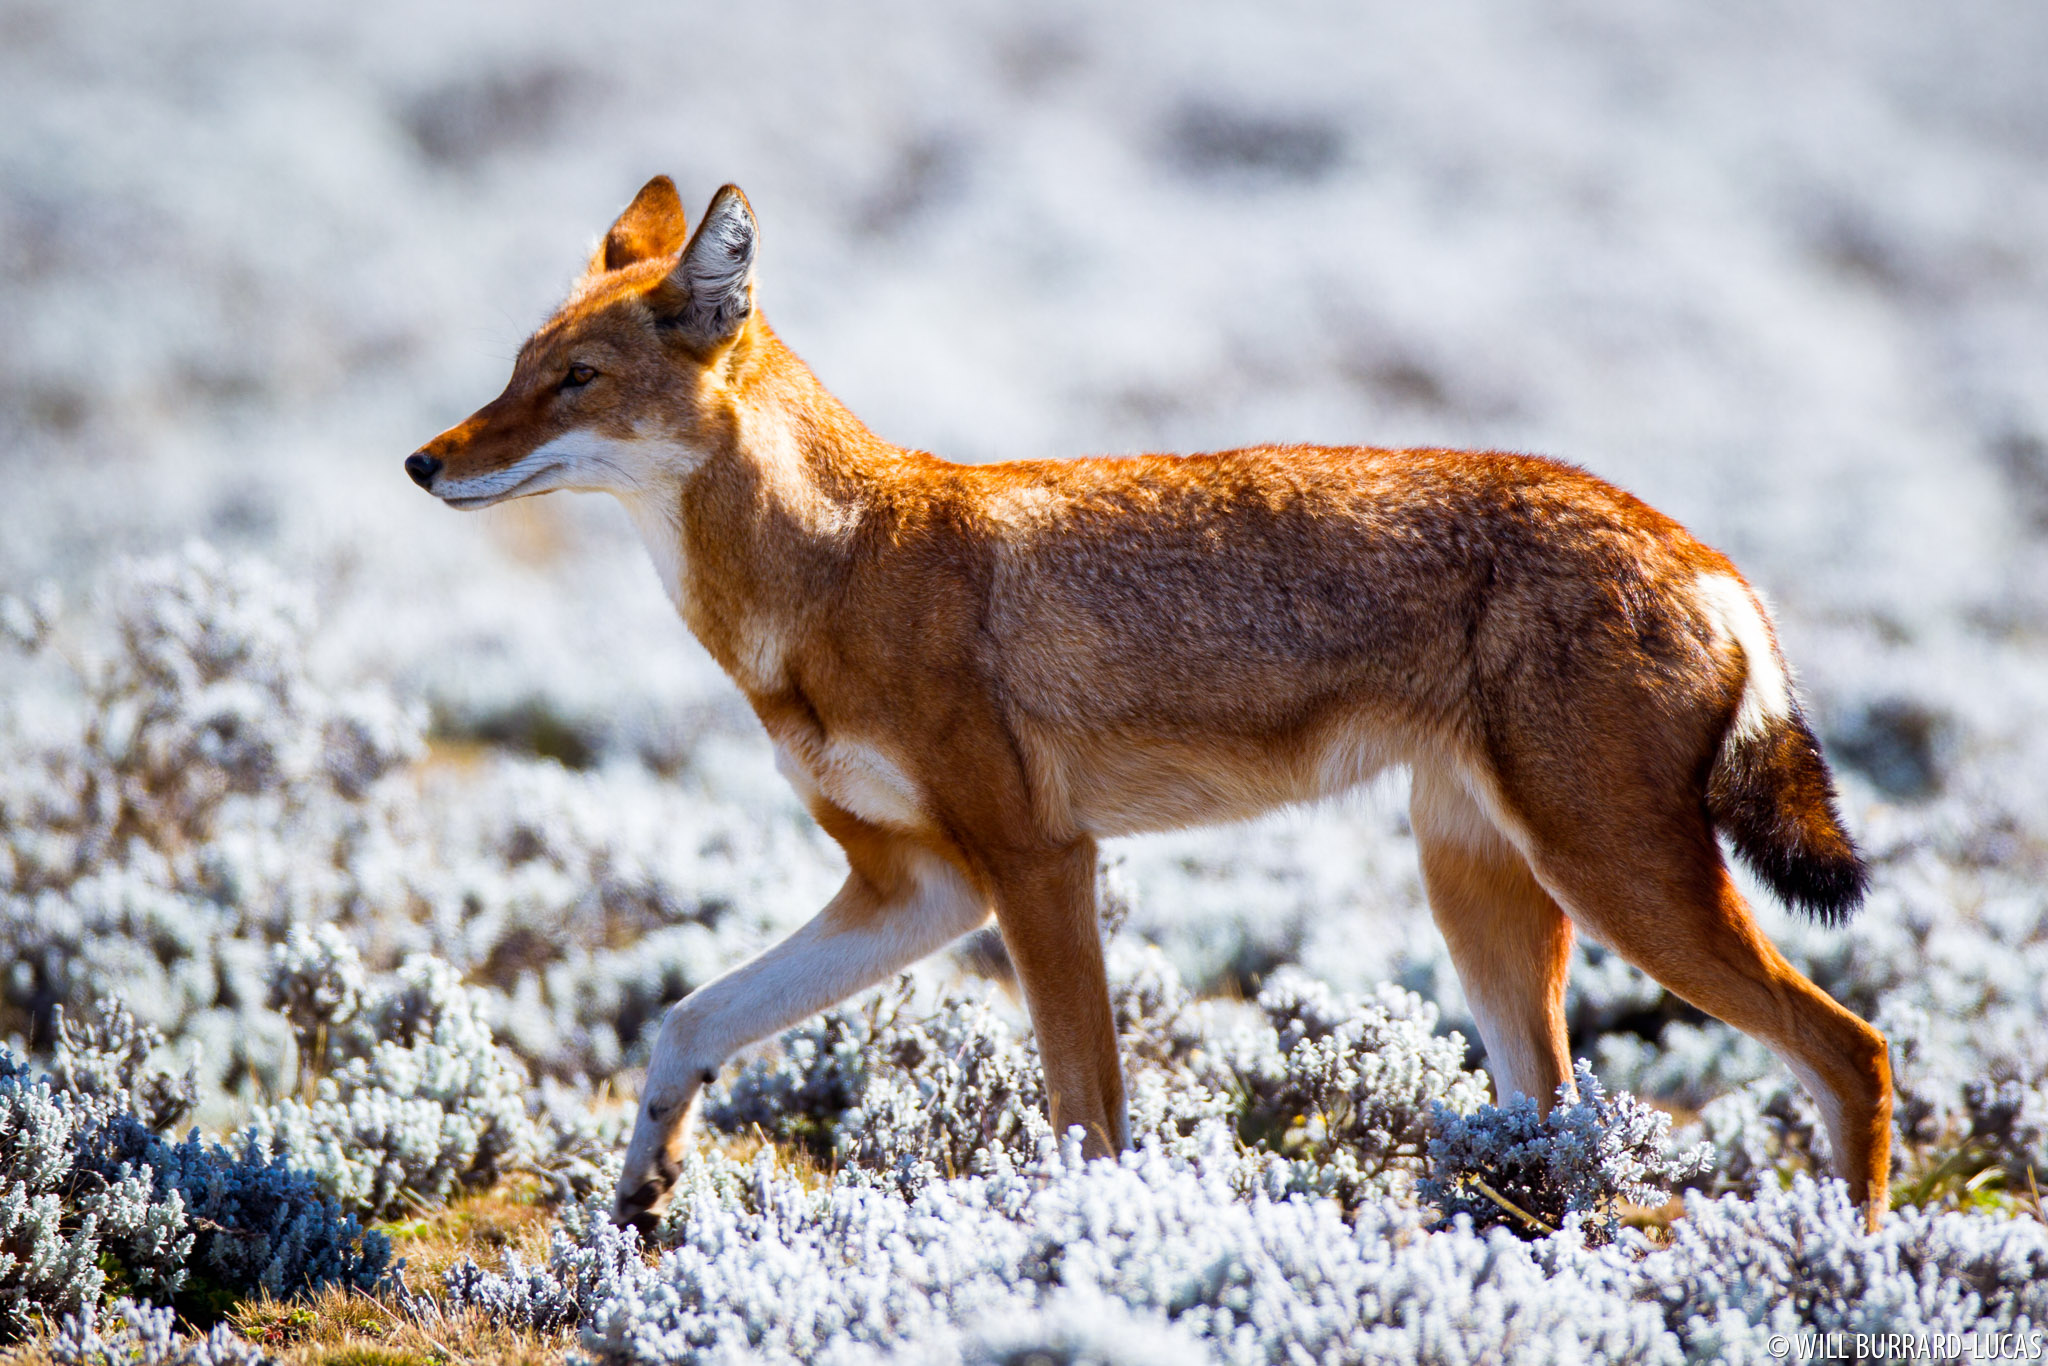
xmin=50 ymin=1299 xmax=269 ymax=1366
xmin=437 ymin=1149 xmax=2048 ymax=1366
xmin=1421 ymin=1061 xmax=1713 ymax=1244
xmin=1 ymin=549 xmax=2042 ymax=1361
xmin=0 ymin=997 xmax=385 ymax=1339
xmin=5 ymin=0 xmax=2048 ymax=1359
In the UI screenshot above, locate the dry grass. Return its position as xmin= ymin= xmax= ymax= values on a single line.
xmin=368 ymin=1181 xmax=561 ymax=1285
xmin=236 ymin=1285 xmax=572 ymax=1366
xmin=714 ymin=1125 xmax=837 ymax=1191
xmin=2 ymin=1287 xmax=560 ymax=1366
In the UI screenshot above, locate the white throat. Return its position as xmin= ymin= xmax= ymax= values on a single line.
xmin=620 ymin=490 xmax=691 ymax=617
xmin=494 ymin=428 xmax=704 ymax=617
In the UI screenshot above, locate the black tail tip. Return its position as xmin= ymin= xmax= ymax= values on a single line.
xmin=1742 ymin=836 xmax=1869 ymax=927
xmin=1709 ymin=711 xmax=1869 ymax=927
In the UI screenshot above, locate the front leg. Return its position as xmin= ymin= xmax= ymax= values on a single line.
xmin=990 ymin=837 xmax=1129 ymax=1158
xmin=612 ymin=842 xmax=990 ymax=1234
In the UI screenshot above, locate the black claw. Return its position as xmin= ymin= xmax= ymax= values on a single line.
xmin=613 ymin=1177 xmax=671 ymax=1240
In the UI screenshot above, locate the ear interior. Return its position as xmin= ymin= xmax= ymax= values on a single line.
xmin=658 ymin=185 xmax=758 ymax=344
xmin=589 ymin=176 xmax=690 ymax=276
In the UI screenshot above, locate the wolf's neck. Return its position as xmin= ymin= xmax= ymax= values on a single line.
xmin=640 ymin=322 xmax=908 ymax=693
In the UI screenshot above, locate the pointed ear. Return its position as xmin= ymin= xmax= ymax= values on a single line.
xmin=587 ymin=176 xmax=690 ymax=277
xmin=657 ymin=185 xmax=757 ymax=345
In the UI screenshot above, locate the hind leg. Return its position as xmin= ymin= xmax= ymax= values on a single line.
xmin=1410 ymin=766 xmax=1575 ymax=1110
xmin=1512 ymin=803 xmax=1892 ymax=1228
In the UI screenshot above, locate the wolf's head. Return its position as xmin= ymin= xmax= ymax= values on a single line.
xmin=404 ymin=176 xmax=760 ymax=510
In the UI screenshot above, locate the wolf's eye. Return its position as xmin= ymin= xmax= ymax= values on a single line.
xmin=562 ymin=363 xmax=597 ymax=389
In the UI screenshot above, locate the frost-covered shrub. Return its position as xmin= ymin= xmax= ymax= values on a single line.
xmin=117 ymin=1130 xmax=390 ymax=1303
xmin=48 ymin=1299 xmax=269 ymax=1366
xmin=429 ymin=1201 xmax=646 ymax=1334
xmin=1100 ymin=939 xmax=1211 ymax=1079
xmin=47 ymin=1002 xmax=198 ymax=1140
xmin=392 ymin=754 xmax=837 ymax=1082
xmin=265 ymin=923 xmax=367 ymax=1060
xmin=0 ymin=546 xmax=835 ymax=1113
xmin=1959 ymin=1076 xmax=2048 ymax=1191
xmin=1590 ymin=1017 xmax=1779 ymax=1111
xmin=0 ymin=546 xmax=425 ymax=1103
xmin=708 ymin=979 xmax=1053 ymax=1192
xmin=923 ymin=1294 xmax=1219 ymax=1366
xmin=1422 ymin=1062 xmax=1711 ymax=1244
xmin=249 ymin=932 xmax=585 ymax=1218
xmin=0 ymin=543 xmax=420 ymax=894
xmin=700 ymin=997 xmax=886 ymax=1158
xmin=706 ymin=949 xmax=1478 ymax=1206
xmin=705 ymin=949 xmax=1203 ymax=1190
xmin=421 ymin=1149 xmax=771 ymax=1335
xmin=0 ymin=1001 xmax=386 ymax=1340
xmin=1208 ymin=968 xmax=1488 ymax=1209
xmin=838 ymin=989 xmax=1056 ymax=1191
xmin=564 ymin=1133 xmax=1688 ymax=1366
xmin=1685 ymin=1073 xmax=1831 ymax=1197
xmin=71 ymin=1005 xmax=390 ymax=1304
xmin=0 ymin=1055 xmax=138 ymax=1335
xmin=425 ymin=1128 xmax=2048 ymax=1365
xmin=8 ymin=1000 xmax=381 ymax=1313
xmin=1549 ymin=1176 xmax=2048 ymax=1362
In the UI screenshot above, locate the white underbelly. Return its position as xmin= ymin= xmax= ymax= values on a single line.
xmin=1042 ymin=723 xmax=1400 ymax=838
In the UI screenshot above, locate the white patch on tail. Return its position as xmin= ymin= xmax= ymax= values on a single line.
xmin=1694 ymin=573 xmax=1793 ymax=743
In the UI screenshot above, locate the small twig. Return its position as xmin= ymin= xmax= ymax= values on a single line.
xmin=304 ymin=1020 xmax=329 ymax=1100
xmin=2024 ymin=1166 xmax=2047 ymax=1227
xmin=1464 ymin=1177 xmax=1556 ymax=1236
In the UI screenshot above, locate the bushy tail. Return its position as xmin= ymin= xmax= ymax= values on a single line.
xmin=1707 ymin=705 xmax=1868 ymax=925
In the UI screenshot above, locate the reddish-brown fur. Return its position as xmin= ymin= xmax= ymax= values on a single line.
xmin=408 ymin=178 xmax=1892 ymax=1233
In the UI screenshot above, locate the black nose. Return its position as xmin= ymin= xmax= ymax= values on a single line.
xmin=404 ymin=452 xmax=442 ymax=488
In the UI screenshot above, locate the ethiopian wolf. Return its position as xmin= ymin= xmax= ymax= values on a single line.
xmin=405 ymin=177 xmax=1892 ymax=1233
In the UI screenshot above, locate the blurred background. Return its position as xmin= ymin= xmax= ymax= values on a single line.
xmin=3 ymin=0 xmax=2047 ymax=1049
